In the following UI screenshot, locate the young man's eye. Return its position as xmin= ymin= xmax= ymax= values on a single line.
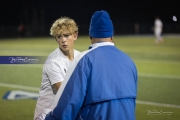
xmin=57 ymin=35 xmax=62 ymax=39
xmin=56 ymin=34 xmax=71 ymax=39
xmin=64 ymin=34 xmax=71 ymax=37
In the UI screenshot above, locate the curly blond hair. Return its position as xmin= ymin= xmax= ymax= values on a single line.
xmin=50 ymin=17 xmax=78 ymax=37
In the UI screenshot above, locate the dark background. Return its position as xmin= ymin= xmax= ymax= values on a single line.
xmin=0 ymin=0 xmax=180 ymax=38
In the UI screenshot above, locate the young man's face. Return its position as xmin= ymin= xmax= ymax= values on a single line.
xmin=55 ymin=32 xmax=78 ymax=52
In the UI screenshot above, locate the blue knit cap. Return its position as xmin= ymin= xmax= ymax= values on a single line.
xmin=89 ymin=10 xmax=114 ymax=38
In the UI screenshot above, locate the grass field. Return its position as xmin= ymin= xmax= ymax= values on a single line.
xmin=0 ymin=35 xmax=180 ymax=120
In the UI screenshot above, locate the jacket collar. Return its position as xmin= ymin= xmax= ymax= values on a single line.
xmin=88 ymin=42 xmax=114 ymax=49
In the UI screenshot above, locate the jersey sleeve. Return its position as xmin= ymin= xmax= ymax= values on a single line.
xmin=44 ymin=60 xmax=64 ymax=85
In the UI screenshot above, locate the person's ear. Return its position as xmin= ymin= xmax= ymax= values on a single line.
xmin=73 ymin=32 xmax=78 ymax=41
xmin=110 ymin=37 xmax=114 ymax=42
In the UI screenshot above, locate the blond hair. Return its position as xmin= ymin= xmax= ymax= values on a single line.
xmin=50 ymin=17 xmax=78 ymax=37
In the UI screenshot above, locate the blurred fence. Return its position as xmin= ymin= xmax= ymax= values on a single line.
xmin=0 ymin=22 xmax=180 ymax=38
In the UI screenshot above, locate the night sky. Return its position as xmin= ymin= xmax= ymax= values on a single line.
xmin=0 ymin=0 xmax=180 ymax=26
xmin=0 ymin=0 xmax=180 ymax=36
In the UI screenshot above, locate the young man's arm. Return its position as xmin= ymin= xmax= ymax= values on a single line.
xmin=45 ymin=56 xmax=88 ymax=120
xmin=53 ymin=82 xmax=61 ymax=91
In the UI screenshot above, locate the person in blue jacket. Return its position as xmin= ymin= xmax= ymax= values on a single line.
xmin=45 ymin=10 xmax=138 ymax=120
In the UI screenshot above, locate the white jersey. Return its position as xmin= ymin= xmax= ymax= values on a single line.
xmin=154 ymin=19 xmax=163 ymax=34
xmin=34 ymin=48 xmax=80 ymax=120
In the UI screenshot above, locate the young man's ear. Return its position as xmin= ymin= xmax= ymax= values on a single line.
xmin=73 ymin=32 xmax=78 ymax=40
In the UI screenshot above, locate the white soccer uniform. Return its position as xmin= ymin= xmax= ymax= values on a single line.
xmin=34 ymin=48 xmax=80 ymax=120
xmin=154 ymin=19 xmax=163 ymax=42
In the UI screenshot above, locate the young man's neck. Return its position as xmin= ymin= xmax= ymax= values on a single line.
xmin=60 ymin=48 xmax=74 ymax=60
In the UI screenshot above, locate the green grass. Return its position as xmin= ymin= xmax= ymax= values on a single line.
xmin=0 ymin=35 xmax=180 ymax=120
xmin=0 ymin=87 xmax=37 ymax=120
xmin=138 ymin=76 xmax=180 ymax=105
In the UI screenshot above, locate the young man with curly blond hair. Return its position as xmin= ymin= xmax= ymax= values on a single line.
xmin=34 ymin=17 xmax=81 ymax=120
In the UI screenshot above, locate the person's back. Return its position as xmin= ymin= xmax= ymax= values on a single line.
xmin=76 ymin=45 xmax=137 ymax=120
